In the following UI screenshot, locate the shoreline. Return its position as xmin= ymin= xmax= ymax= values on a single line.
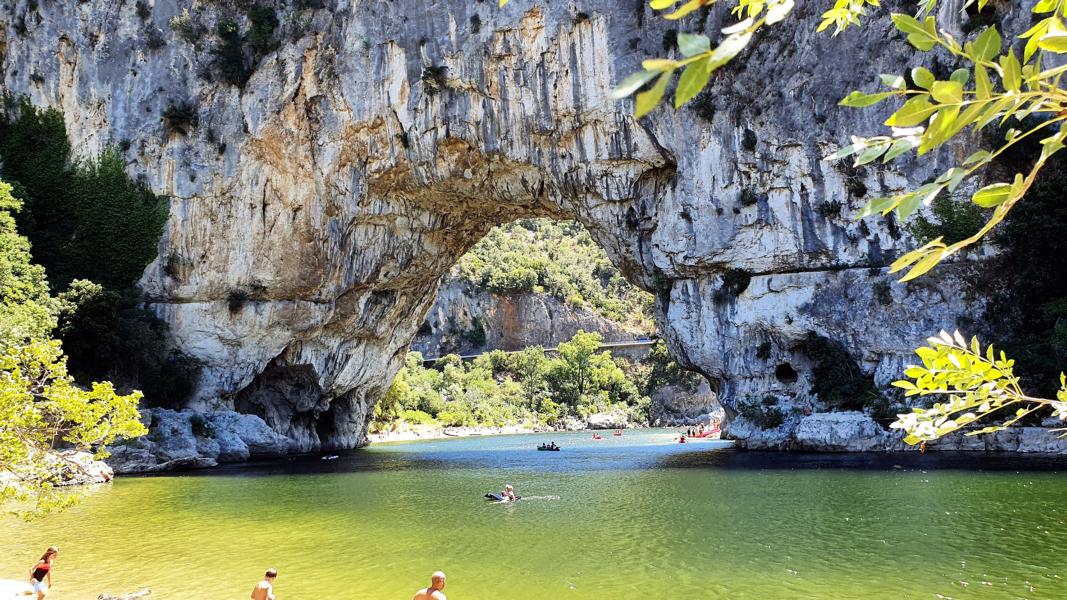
xmin=367 ymin=424 xmax=541 ymax=444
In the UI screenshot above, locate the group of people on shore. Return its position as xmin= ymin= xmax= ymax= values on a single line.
xmin=25 ymin=547 xmax=447 ymax=600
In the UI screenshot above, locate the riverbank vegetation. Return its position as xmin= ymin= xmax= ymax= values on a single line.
xmin=454 ymin=219 xmax=655 ymax=332
xmin=373 ymin=332 xmax=691 ymax=432
xmin=0 ymin=178 xmax=146 ymax=516
xmin=0 ymin=97 xmax=200 ymax=409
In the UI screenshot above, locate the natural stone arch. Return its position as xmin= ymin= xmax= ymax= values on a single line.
xmin=1 ymin=0 xmax=983 ymax=450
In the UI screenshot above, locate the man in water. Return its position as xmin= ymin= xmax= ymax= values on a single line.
xmin=501 ymin=484 xmax=517 ymax=501
xmin=412 ymin=571 xmax=447 ymax=600
xmin=251 ymin=568 xmax=278 ymax=600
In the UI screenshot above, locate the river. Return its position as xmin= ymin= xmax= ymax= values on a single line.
xmin=1 ymin=429 xmax=1065 ymax=599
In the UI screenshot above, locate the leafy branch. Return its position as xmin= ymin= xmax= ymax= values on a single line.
xmin=827 ymin=14 xmax=1067 ymax=280
xmin=890 ymin=331 xmax=1067 ymax=443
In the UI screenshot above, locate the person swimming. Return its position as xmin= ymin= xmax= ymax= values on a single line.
xmin=501 ymin=484 xmax=517 ymax=502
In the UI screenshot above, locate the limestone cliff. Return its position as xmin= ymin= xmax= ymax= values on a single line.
xmin=2 ymin=0 xmax=1056 ymax=452
xmin=412 ymin=276 xmax=645 ymax=358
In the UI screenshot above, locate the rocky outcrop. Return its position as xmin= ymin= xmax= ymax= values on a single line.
xmin=0 ymin=0 xmax=1035 ymax=451
xmin=731 ymin=411 xmax=1067 ymax=453
xmin=412 ymin=277 xmax=643 ymax=357
xmin=106 ymin=408 xmax=289 ymax=474
xmin=650 ymin=378 xmax=723 ymax=426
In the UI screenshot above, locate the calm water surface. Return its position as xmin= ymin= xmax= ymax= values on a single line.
xmin=1 ymin=429 xmax=1066 ymax=599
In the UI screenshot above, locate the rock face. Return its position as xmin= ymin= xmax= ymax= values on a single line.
xmin=0 ymin=0 xmax=1037 ymax=451
xmin=731 ymin=411 xmax=1067 ymax=453
xmin=106 ymin=408 xmax=289 ymax=474
xmin=650 ymin=379 xmax=723 ymax=427
xmin=412 ymin=277 xmax=643 ymax=358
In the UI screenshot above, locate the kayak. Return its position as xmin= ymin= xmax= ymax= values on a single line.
xmin=537 ymin=446 xmax=560 ymax=451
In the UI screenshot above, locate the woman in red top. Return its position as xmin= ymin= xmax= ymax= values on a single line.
xmin=29 ymin=546 xmax=57 ymax=599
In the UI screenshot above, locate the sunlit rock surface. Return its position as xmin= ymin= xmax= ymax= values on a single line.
xmin=412 ymin=277 xmax=643 ymax=358
xmin=3 ymin=0 xmax=1052 ymax=451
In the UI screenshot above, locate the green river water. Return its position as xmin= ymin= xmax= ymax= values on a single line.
xmin=1 ymin=429 xmax=1065 ymax=599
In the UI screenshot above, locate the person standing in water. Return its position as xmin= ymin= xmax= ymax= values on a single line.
xmin=251 ymin=568 xmax=278 ymax=600
xmin=412 ymin=571 xmax=447 ymax=600
xmin=29 ymin=546 xmax=57 ymax=599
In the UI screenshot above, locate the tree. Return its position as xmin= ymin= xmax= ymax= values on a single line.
xmin=0 ymin=177 xmax=148 ymax=516
xmin=0 ymin=341 xmax=147 ymax=517
xmin=0 ymin=179 xmax=56 ymax=346
xmin=548 ymin=330 xmax=604 ymax=406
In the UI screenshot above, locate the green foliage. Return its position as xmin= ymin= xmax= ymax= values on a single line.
xmin=0 ymin=100 xmax=168 ymax=290
xmin=169 ymin=9 xmax=204 ymax=44
xmin=738 ymin=395 xmax=785 ymax=429
xmin=0 ymin=99 xmax=196 ymax=409
xmin=891 ymin=331 xmax=1067 ymax=443
xmin=0 ymin=341 xmax=147 ymax=517
xmin=801 ymin=332 xmax=879 ymax=411
xmin=905 ymin=192 xmax=987 ymax=245
xmin=421 ymin=66 xmax=449 ymax=97
xmin=56 ymin=281 xmax=201 ymax=408
xmin=161 ymin=102 xmax=199 ymax=136
xmin=246 ymin=6 xmax=279 ymax=55
xmin=462 ymin=317 xmax=487 ymax=348
xmin=371 ymin=331 xmax=651 ymax=431
xmin=872 ymin=280 xmax=893 ymax=306
xmin=455 ymin=219 xmax=654 ymax=331
xmin=213 ymin=19 xmax=251 ymax=87
xmin=815 ymin=201 xmax=842 ymax=218
xmin=0 ymin=179 xmax=56 ymax=346
xmin=713 ymin=268 xmax=751 ymax=303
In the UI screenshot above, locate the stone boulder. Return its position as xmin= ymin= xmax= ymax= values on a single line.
xmin=53 ymin=451 xmax=114 ymax=485
xmin=793 ymin=412 xmax=900 ymax=452
xmin=649 ymin=379 xmax=723 ymax=426
xmin=106 ymin=409 xmax=290 ymax=474
xmin=586 ymin=411 xmax=629 ymax=430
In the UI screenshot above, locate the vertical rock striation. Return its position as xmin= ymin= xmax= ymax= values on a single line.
xmin=1 ymin=0 xmax=1025 ymax=451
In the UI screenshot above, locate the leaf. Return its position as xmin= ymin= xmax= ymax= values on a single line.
xmin=911 ymin=67 xmax=935 ymax=89
xmin=611 ymin=70 xmax=660 ymax=99
xmin=972 ymin=183 xmax=1012 ymax=208
xmin=650 ymin=0 xmax=677 ymax=8
xmin=642 ymin=58 xmax=677 ymax=71
xmin=884 ymin=137 xmax=919 ymax=162
xmin=1000 ymin=51 xmax=1021 ymax=92
xmin=931 ymin=80 xmax=963 ymax=104
xmin=857 ymin=196 xmax=896 ymax=217
xmin=1038 ymin=30 xmax=1067 ymax=53
xmin=766 ymin=0 xmax=794 ymax=24
xmin=963 ymin=150 xmax=991 ymax=165
xmin=664 ymin=0 xmax=705 ymax=19
xmin=891 ymin=13 xmax=926 ymax=35
xmin=855 ymin=144 xmax=888 ymax=165
xmin=677 ymin=33 xmax=711 ymax=57
xmin=635 ymin=71 xmax=672 ymax=119
xmin=824 ymin=144 xmax=859 ymax=161
xmin=900 ymin=249 xmax=945 ymax=281
xmin=908 ymin=32 xmax=937 ymax=51
xmin=675 ymin=59 xmax=712 ymax=108
xmin=974 ymin=64 xmax=992 ymax=100
xmin=950 ymin=68 xmax=970 ymax=86
xmin=885 ymin=96 xmax=937 ymax=127
xmin=972 ymin=26 xmax=1002 ymax=61
xmin=840 ymin=91 xmax=895 ymax=107
xmin=881 ymin=74 xmax=906 ymax=89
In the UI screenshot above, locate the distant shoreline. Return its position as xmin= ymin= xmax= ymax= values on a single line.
xmin=367 ymin=424 xmax=540 ymax=444
xmin=367 ymin=424 xmax=699 ymax=444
